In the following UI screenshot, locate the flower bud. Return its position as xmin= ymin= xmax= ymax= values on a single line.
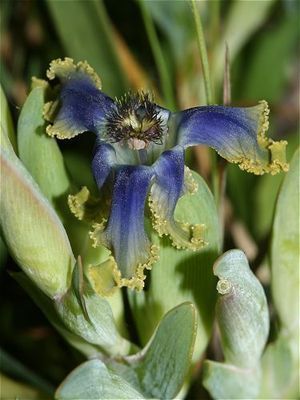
xmin=213 ymin=249 xmax=269 ymax=368
xmin=0 ymin=145 xmax=75 ymax=298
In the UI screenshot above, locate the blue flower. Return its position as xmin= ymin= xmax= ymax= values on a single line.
xmin=43 ymin=58 xmax=288 ymax=292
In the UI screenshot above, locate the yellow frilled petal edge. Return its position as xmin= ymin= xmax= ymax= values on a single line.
xmin=42 ymin=58 xmax=102 ymax=140
xmin=149 ymin=167 xmax=208 ymax=251
xmin=89 ymin=221 xmax=159 ymax=292
xmin=229 ymin=101 xmax=289 ymax=175
xmin=68 ymin=187 xmax=160 ymax=293
xmin=46 ymin=57 xmax=102 ymax=89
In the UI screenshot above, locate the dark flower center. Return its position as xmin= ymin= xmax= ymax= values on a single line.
xmin=104 ymin=92 xmax=164 ymax=149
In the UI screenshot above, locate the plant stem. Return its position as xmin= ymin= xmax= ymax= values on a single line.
xmin=138 ymin=0 xmax=176 ymax=110
xmin=210 ymin=0 xmax=220 ymax=51
xmin=190 ymin=0 xmax=214 ymax=105
xmin=190 ymin=0 xmax=219 ymax=204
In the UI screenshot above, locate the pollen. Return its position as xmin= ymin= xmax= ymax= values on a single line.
xmin=104 ymin=92 xmax=165 ymax=149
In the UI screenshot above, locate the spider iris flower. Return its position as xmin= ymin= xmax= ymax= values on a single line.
xmin=43 ymin=58 xmax=288 ymax=292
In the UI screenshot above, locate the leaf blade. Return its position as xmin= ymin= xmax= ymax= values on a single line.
xmin=55 ymin=359 xmax=145 ymax=400
xmin=46 ymin=0 xmax=127 ymax=96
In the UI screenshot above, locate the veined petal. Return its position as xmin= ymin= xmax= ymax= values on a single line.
xmin=92 ymin=141 xmax=116 ymax=189
xmin=149 ymin=147 xmax=206 ymax=250
xmin=174 ymin=101 xmax=288 ymax=175
xmin=68 ymin=142 xmax=116 ymax=224
xmin=44 ymin=58 xmax=114 ymax=139
xmin=90 ymin=166 xmax=159 ymax=291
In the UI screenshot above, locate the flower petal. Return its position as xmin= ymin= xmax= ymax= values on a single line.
xmin=90 ymin=166 xmax=159 ymax=291
xmin=92 ymin=141 xmax=117 ymax=189
xmin=149 ymin=147 xmax=206 ymax=250
xmin=44 ymin=58 xmax=114 ymax=139
xmin=174 ymin=101 xmax=288 ymax=175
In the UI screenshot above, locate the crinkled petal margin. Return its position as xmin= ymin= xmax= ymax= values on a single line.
xmin=87 ymin=166 xmax=159 ymax=291
xmin=149 ymin=147 xmax=207 ymax=250
xmin=175 ymin=101 xmax=288 ymax=175
xmin=43 ymin=58 xmax=114 ymax=139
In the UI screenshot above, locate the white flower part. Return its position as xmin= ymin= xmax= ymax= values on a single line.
xmin=127 ymin=138 xmax=147 ymax=150
xmin=216 ymin=278 xmax=233 ymax=295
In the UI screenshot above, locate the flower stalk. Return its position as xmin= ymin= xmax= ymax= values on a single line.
xmin=138 ymin=0 xmax=176 ymax=110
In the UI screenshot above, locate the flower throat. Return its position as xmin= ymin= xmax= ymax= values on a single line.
xmin=104 ymin=92 xmax=165 ymax=150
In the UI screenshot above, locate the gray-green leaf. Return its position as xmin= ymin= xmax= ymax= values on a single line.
xmin=55 ymin=359 xmax=144 ymax=400
xmin=203 ymin=361 xmax=261 ymax=400
xmin=260 ymin=337 xmax=297 ymax=399
xmin=203 ymin=250 xmax=269 ymax=399
xmin=213 ymin=249 xmax=269 ymax=368
xmin=0 ymin=145 xmax=74 ymax=298
xmin=18 ymin=86 xmax=71 ymax=208
xmin=271 ymin=148 xmax=299 ymax=341
xmin=102 ymin=302 xmax=196 ymax=399
xmin=0 ymin=84 xmax=17 ymax=152
xmin=46 ymin=0 xmax=127 ymax=96
xmin=55 ymin=283 xmax=132 ymax=357
xmin=132 ymin=302 xmax=196 ymax=399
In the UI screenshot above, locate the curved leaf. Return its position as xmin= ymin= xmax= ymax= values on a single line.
xmin=18 ymin=86 xmax=71 ymax=207
xmin=203 ymin=249 xmax=269 ymax=399
xmin=271 ymin=148 xmax=299 ymax=339
xmin=46 ymin=0 xmax=127 ymax=96
xmin=213 ymin=249 xmax=269 ymax=368
xmin=55 ymin=359 xmax=144 ymax=400
xmin=132 ymin=302 xmax=196 ymax=399
xmin=0 ymin=147 xmax=74 ymax=298
xmin=0 ymin=84 xmax=17 ymax=152
xmin=203 ymin=361 xmax=261 ymax=400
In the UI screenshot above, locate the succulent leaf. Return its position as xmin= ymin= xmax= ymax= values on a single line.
xmin=213 ymin=249 xmax=269 ymax=368
xmin=0 ymin=146 xmax=74 ymax=298
xmin=203 ymin=250 xmax=269 ymax=399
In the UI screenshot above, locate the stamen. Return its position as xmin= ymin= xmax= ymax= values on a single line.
xmin=104 ymin=92 xmax=165 ymax=149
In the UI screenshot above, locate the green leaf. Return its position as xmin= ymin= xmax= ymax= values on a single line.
xmin=63 ymin=150 xmax=97 ymax=194
xmin=55 ymin=359 xmax=144 ymax=400
xmin=0 ymin=84 xmax=17 ymax=152
xmin=212 ymin=0 xmax=275 ymax=88
xmin=242 ymin=13 xmax=299 ymax=103
xmin=253 ymin=134 xmax=299 ymax=239
xmin=55 ymin=282 xmax=132 ymax=357
xmin=0 ymin=145 xmax=74 ymax=298
xmin=12 ymin=271 xmax=103 ymax=358
xmin=270 ymin=148 xmax=299 ymax=398
xmin=130 ymin=171 xmax=220 ymax=361
xmin=131 ymin=302 xmax=197 ymax=399
xmin=65 ymin=302 xmax=196 ymax=399
xmin=213 ymin=249 xmax=269 ymax=368
xmin=203 ymin=250 xmax=269 ymax=399
xmin=17 ymin=86 xmax=71 ymax=208
xmin=260 ymin=337 xmax=298 ymax=399
xmin=271 ymin=148 xmax=299 ymax=340
xmin=46 ymin=0 xmax=127 ymax=96
xmin=142 ymin=0 xmax=198 ymax=64
xmin=203 ymin=361 xmax=261 ymax=400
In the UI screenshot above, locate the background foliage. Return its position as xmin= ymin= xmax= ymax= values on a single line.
xmin=0 ymin=0 xmax=299 ymax=398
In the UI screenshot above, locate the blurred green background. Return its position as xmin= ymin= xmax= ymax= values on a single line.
xmin=0 ymin=0 xmax=299 ymax=398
